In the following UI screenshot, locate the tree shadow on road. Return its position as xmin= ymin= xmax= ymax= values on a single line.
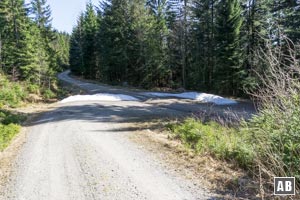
xmin=19 ymin=101 xmax=260 ymax=199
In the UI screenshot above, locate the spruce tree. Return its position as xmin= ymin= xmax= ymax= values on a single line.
xmin=52 ymin=32 xmax=70 ymax=70
xmin=215 ymin=0 xmax=243 ymax=95
xmin=241 ymin=0 xmax=271 ymax=91
xmin=275 ymin=0 xmax=300 ymax=43
xmin=69 ymin=14 xmax=85 ymax=76
xmin=144 ymin=0 xmax=171 ymax=87
xmin=30 ymin=0 xmax=56 ymax=74
xmin=30 ymin=0 xmax=51 ymax=29
xmin=0 ymin=0 xmax=33 ymax=80
xmin=18 ymin=22 xmax=48 ymax=85
xmin=99 ymin=0 xmax=131 ymax=84
xmin=191 ymin=0 xmax=217 ymax=91
xmin=82 ymin=2 xmax=98 ymax=79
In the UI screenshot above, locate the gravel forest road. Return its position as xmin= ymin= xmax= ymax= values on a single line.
xmin=0 ymin=71 xmax=219 ymax=200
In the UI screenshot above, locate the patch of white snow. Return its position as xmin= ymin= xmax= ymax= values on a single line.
xmin=142 ymin=92 xmax=237 ymax=105
xmin=60 ymin=93 xmax=139 ymax=103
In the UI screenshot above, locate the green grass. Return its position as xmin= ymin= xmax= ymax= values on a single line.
xmin=168 ymin=118 xmax=255 ymax=168
xmin=0 ymin=74 xmax=59 ymax=151
xmin=0 ymin=75 xmax=61 ymax=108
xmin=0 ymin=77 xmax=27 ymax=108
xmin=0 ymin=123 xmax=20 ymax=151
xmin=0 ymin=110 xmax=26 ymax=151
xmin=169 ymin=100 xmax=300 ymax=189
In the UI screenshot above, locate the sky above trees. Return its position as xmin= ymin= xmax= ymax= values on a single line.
xmin=25 ymin=0 xmax=99 ymax=33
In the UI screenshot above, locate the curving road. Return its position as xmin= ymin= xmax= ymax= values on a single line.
xmin=1 ymin=71 xmax=218 ymax=200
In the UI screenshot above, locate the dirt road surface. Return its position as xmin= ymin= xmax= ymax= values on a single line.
xmin=0 ymin=71 xmax=228 ymax=200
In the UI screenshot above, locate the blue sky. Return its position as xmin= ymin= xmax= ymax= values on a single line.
xmin=25 ymin=0 xmax=99 ymax=33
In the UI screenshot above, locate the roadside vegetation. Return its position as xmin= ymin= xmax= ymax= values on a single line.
xmin=0 ymin=75 xmax=27 ymax=108
xmin=0 ymin=73 xmax=56 ymax=151
xmin=0 ymin=0 xmax=69 ymax=151
xmin=0 ymin=110 xmax=26 ymax=151
xmin=168 ymin=119 xmax=254 ymax=168
xmin=0 ymin=72 xmax=74 ymax=151
xmin=169 ymin=40 xmax=300 ymax=195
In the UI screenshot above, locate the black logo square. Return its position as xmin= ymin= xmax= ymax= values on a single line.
xmin=274 ymin=177 xmax=295 ymax=195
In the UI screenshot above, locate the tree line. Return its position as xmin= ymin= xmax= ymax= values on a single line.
xmin=0 ymin=0 xmax=69 ymax=88
xmin=70 ymin=0 xmax=299 ymax=96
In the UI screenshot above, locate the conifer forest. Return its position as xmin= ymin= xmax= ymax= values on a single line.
xmin=69 ymin=0 xmax=300 ymax=96
xmin=0 ymin=0 xmax=299 ymax=96
xmin=0 ymin=0 xmax=69 ymax=90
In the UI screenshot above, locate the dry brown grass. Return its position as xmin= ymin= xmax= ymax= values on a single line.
xmin=125 ymin=121 xmax=260 ymax=199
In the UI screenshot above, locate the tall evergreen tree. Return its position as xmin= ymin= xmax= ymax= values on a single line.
xmin=69 ymin=14 xmax=85 ymax=76
xmin=0 ymin=0 xmax=33 ymax=79
xmin=191 ymin=0 xmax=217 ymax=91
xmin=18 ymin=22 xmax=48 ymax=85
xmin=144 ymin=0 xmax=170 ymax=87
xmin=99 ymin=0 xmax=131 ymax=83
xmin=273 ymin=0 xmax=300 ymax=43
xmin=82 ymin=2 xmax=98 ymax=79
xmin=215 ymin=0 xmax=243 ymax=95
xmin=51 ymin=31 xmax=70 ymax=70
xmin=241 ymin=0 xmax=271 ymax=90
xmin=30 ymin=0 xmax=52 ymax=29
xmin=30 ymin=0 xmax=57 ymax=74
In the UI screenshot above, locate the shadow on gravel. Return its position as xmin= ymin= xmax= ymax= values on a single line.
xmin=22 ymin=102 xmax=258 ymax=199
xmin=25 ymin=99 xmax=257 ymax=129
xmin=24 ymin=103 xmax=187 ymax=128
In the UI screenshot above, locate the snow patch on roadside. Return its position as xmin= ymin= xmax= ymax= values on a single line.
xmin=60 ymin=93 xmax=139 ymax=103
xmin=142 ymin=92 xmax=237 ymax=105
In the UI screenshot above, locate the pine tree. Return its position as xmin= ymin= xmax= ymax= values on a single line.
xmin=18 ymin=22 xmax=49 ymax=85
xmin=69 ymin=14 xmax=85 ymax=76
xmin=274 ymin=0 xmax=300 ymax=43
xmin=99 ymin=0 xmax=131 ymax=84
xmin=30 ymin=0 xmax=51 ymax=28
xmin=67 ymin=0 xmax=297 ymax=96
xmin=52 ymin=32 xmax=70 ymax=70
xmin=241 ymin=0 xmax=271 ymax=91
xmin=0 ymin=0 xmax=33 ymax=80
xmin=30 ymin=0 xmax=57 ymax=76
xmin=0 ymin=0 xmax=68 ymax=95
xmin=191 ymin=0 xmax=217 ymax=91
xmin=144 ymin=0 xmax=171 ymax=87
xmin=82 ymin=2 xmax=98 ymax=79
xmin=215 ymin=0 xmax=243 ymax=95
xmin=124 ymin=0 xmax=149 ymax=85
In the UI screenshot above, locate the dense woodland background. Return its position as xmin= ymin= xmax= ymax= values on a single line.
xmin=0 ymin=0 xmax=299 ymax=97
xmin=0 ymin=0 xmax=69 ymax=92
xmin=70 ymin=0 xmax=300 ymax=96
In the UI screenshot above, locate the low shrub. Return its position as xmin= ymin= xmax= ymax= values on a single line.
xmin=42 ymin=89 xmax=56 ymax=100
xmin=0 ymin=110 xmax=26 ymax=125
xmin=0 ymin=74 xmax=59 ymax=106
xmin=244 ymin=96 xmax=300 ymax=180
xmin=27 ymin=83 xmax=40 ymax=95
xmin=0 ymin=123 xmax=20 ymax=151
xmin=169 ymin=118 xmax=255 ymax=168
xmin=0 ymin=76 xmax=27 ymax=107
xmin=0 ymin=109 xmax=26 ymax=151
xmin=169 ymin=108 xmax=300 ymax=190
